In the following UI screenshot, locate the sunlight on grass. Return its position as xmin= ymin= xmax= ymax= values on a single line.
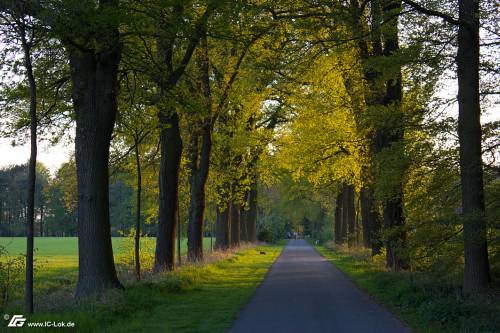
xmin=8 ymin=243 xmax=283 ymax=333
xmin=0 ymin=237 xmax=214 ymax=305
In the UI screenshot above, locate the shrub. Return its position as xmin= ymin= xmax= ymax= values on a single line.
xmin=0 ymin=245 xmax=25 ymax=308
xmin=257 ymin=228 xmax=274 ymax=243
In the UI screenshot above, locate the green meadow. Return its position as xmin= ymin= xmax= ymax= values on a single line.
xmin=3 ymin=243 xmax=283 ymax=333
xmin=0 ymin=237 xmax=214 ymax=302
xmin=0 ymin=237 xmax=214 ymax=259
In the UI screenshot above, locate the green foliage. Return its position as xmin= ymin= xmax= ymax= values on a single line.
xmin=0 ymin=245 xmax=24 ymax=309
xmin=316 ymin=244 xmax=500 ymax=333
xmin=117 ymin=228 xmax=156 ymax=275
xmin=257 ymin=173 xmax=331 ymax=240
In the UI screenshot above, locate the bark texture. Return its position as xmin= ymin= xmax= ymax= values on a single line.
xmin=154 ymin=6 xmax=211 ymax=270
xmin=379 ymin=0 xmax=408 ymax=271
xmin=22 ymin=32 xmax=36 ymax=313
xmin=239 ymin=204 xmax=248 ymax=242
xmin=246 ymin=182 xmax=258 ymax=242
xmin=346 ymin=185 xmax=356 ymax=247
xmin=334 ymin=191 xmax=343 ymax=244
xmin=69 ymin=19 xmax=123 ymax=297
xmin=360 ymin=186 xmax=382 ymax=255
xmin=155 ymin=112 xmax=181 ymax=271
xmin=457 ymin=0 xmax=491 ymax=293
xmin=187 ymin=37 xmax=212 ymax=262
xmin=230 ymin=201 xmax=241 ymax=247
xmin=215 ymin=202 xmax=231 ymax=249
xmin=349 ymin=0 xmax=384 ymax=256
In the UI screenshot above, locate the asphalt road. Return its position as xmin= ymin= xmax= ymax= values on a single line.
xmin=229 ymin=239 xmax=412 ymax=333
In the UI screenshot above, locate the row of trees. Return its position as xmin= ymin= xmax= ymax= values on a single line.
xmin=262 ymin=0 xmax=498 ymax=294
xmin=0 ymin=0 xmax=290 ymax=312
xmin=0 ymin=163 xmax=146 ymax=237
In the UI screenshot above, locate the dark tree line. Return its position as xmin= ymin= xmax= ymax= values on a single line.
xmin=0 ymin=163 xmax=148 ymax=238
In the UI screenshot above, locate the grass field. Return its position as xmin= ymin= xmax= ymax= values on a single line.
xmin=314 ymin=242 xmax=500 ymax=333
xmin=0 ymin=237 xmax=214 ymax=303
xmin=0 ymin=237 xmax=214 ymax=257
xmin=6 ymin=243 xmax=283 ymax=332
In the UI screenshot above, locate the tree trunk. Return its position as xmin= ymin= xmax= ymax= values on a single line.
xmin=360 ymin=186 xmax=382 ymax=255
xmin=360 ymin=188 xmax=372 ymax=248
xmin=187 ymin=126 xmax=212 ymax=261
xmin=155 ymin=112 xmax=181 ymax=271
xmin=230 ymin=201 xmax=240 ymax=247
xmin=355 ymin=198 xmax=360 ymax=245
xmin=22 ymin=34 xmax=36 ymax=314
xmin=239 ymin=205 xmax=248 ymax=242
xmin=379 ymin=0 xmax=408 ymax=271
xmin=346 ymin=185 xmax=356 ymax=247
xmin=187 ymin=37 xmax=212 ymax=262
xmin=134 ymin=138 xmax=141 ymax=281
xmin=334 ymin=191 xmax=343 ymax=244
xmin=458 ymin=0 xmax=490 ymax=293
xmin=153 ymin=6 xmax=210 ymax=271
xmin=246 ymin=178 xmax=258 ymax=242
xmin=215 ymin=202 xmax=231 ymax=249
xmin=340 ymin=184 xmax=350 ymax=243
xmin=69 ymin=41 xmax=123 ymax=298
xmin=383 ymin=198 xmax=407 ymax=270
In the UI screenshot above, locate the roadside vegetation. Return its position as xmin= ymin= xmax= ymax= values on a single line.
xmin=315 ymin=243 xmax=500 ymax=333
xmin=0 ymin=237 xmax=213 ymax=307
xmin=5 ymin=243 xmax=282 ymax=332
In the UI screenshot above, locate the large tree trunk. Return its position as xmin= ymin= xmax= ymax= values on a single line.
xmin=215 ymin=202 xmax=231 ymax=249
xmin=458 ymin=0 xmax=491 ymax=293
xmin=379 ymin=0 xmax=408 ymax=271
xmin=383 ymin=198 xmax=407 ymax=270
xmin=187 ymin=37 xmax=212 ymax=262
xmin=134 ymin=138 xmax=142 ymax=281
xmin=187 ymin=134 xmax=204 ymax=262
xmin=22 ymin=34 xmax=36 ymax=313
xmin=187 ymin=126 xmax=212 ymax=261
xmin=155 ymin=112 xmax=182 ymax=271
xmin=360 ymin=186 xmax=382 ymax=255
xmin=70 ymin=39 xmax=123 ymax=298
xmin=154 ymin=6 xmax=210 ymax=271
xmin=187 ymin=132 xmax=204 ymax=261
xmin=230 ymin=201 xmax=240 ymax=247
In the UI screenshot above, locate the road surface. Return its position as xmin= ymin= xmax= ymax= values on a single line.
xmin=230 ymin=239 xmax=412 ymax=333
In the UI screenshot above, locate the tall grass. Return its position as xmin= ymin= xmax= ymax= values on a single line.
xmin=315 ymin=242 xmax=500 ymax=333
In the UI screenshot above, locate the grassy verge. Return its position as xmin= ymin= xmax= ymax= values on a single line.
xmin=6 ymin=242 xmax=283 ymax=333
xmin=314 ymin=243 xmax=499 ymax=333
